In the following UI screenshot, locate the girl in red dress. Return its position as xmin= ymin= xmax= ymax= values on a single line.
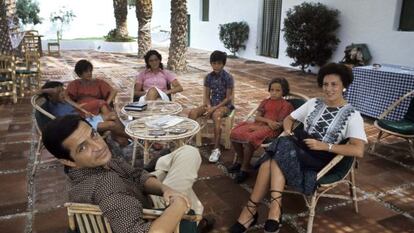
xmin=229 ymin=78 xmax=294 ymax=183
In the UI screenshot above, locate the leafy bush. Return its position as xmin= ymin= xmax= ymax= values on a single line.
xmin=283 ymin=2 xmax=340 ymax=72
xmin=50 ymin=8 xmax=75 ymax=40
xmin=104 ymin=29 xmax=134 ymax=42
xmin=219 ymin=21 xmax=249 ymax=56
xmin=16 ymin=0 xmax=42 ymax=25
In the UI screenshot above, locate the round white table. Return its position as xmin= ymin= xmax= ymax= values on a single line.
xmin=125 ymin=115 xmax=200 ymax=166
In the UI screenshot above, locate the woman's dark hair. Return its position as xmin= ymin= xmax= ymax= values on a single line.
xmin=74 ymin=59 xmax=93 ymax=77
xmin=268 ymin=77 xmax=290 ymax=96
xmin=42 ymin=115 xmax=90 ymax=161
xmin=317 ymin=63 xmax=353 ymax=88
xmin=210 ymin=50 xmax=227 ymax=65
xmin=40 ymin=81 xmax=64 ymax=100
xmin=144 ymin=50 xmax=164 ymax=69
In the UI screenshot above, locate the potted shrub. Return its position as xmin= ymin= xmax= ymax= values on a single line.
xmin=104 ymin=29 xmax=134 ymax=42
xmin=219 ymin=21 xmax=249 ymax=57
xmin=283 ymin=2 xmax=340 ymax=72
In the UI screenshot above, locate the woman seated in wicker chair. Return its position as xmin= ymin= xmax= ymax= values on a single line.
xmin=134 ymin=50 xmax=183 ymax=102
xmin=38 ymin=81 xmax=130 ymax=147
xmin=66 ymin=59 xmax=117 ymax=118
xmin=230 ymin=63 xmax=367 ymax=233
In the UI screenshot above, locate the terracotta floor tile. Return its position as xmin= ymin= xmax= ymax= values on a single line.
xmin=33 ymin=166 xmax=68 ymax=211
xmin=0 ymin=156 xmax=29 ymax=171
xmin=357 ymin=200 xmax=399 ymax=223
xmin=198 ymin=162 xmax=226 ymax=178
xmin=0 ymin=216 xmax=27 ymax=233
xmin=0 ymin=172 xmax=28 ymax=216
xmin=381 ymin=187 xmax=414 ymax=212
xmin=5 ymin=133 xmax=33 ymax=144
xmin=4 ymin=142 xmax=31 ymax=153
xmin=8 ymin=122 xmax=32 ymax=132
xmin=32 ymin=207 xmax=67 ymax=233
xmin=378 ymin=214 xmax=414 ymax=233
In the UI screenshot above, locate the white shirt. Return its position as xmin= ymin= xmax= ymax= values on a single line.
xmin=291 ymin=98 xmax=367 ymax=144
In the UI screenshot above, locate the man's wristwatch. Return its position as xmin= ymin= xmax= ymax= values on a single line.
xmin=328 ymin=143 xmax=333 ymax=152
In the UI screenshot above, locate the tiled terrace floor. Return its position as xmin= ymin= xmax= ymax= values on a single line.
xmin=0 ymin=48 xmax=413 ymax=233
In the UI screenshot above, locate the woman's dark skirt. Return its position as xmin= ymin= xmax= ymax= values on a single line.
xmin=256 ymin=136 xmax=332 ymax=195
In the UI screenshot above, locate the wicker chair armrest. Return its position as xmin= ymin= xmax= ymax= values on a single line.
xmin=287 ymin=91 xmax=310 ymax=100
xmin=247 ymin=92 xmax=308 ymax=123
xmin=316 ymin=155 xmax=344 ymax=181
xmin=31 ymin=94 xmax=56 ymax=120
xmin=244 ymin=104 xmax=259 ymax=122
xmin=64 ymin=202 xmax=202 ymax=222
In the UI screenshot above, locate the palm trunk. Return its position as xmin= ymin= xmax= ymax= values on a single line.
xmin=113 ymin=0 xmax=129 ymax=38
xmin=167 ymin=0 xmax=188 ymax=72
xmin=0 ymin=0 xmax=17 ymax=53
xmin=135 ymin=0 xmax=152 ymax=58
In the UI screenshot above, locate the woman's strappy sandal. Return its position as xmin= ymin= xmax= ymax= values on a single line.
xmin=264 ymin=190 xmax=283 ymax=233
xmin=229 ymin=198 xmax=259 ymax=233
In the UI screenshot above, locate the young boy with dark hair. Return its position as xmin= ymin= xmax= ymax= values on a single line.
xmin=188 ymin=50 xmax=235 ymax=163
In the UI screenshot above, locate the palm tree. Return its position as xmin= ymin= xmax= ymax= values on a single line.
xmin=167 ymin=0 xmax=188 ymax=71
xmin=0 ymin=0 xmax=16 ymax=53
xmin=135 ymin=0 xmax=152 ymax=58
xmin=112 ymin=0 xmax=129 ymax=38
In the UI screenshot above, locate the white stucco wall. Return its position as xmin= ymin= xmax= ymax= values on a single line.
xmin=187 ymin=0 xmax=260 ymax=54
xmin=187 ymin=0 xmax=414 ymax=68
xmin=25 ymin=0 xmax=413 ymax=67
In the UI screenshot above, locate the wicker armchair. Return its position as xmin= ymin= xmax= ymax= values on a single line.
xmin=284 ymin=153 xmax=359 ymax=233
xmin=0 ymin=54 xmax=17 ymax=103
xmin=65 ymin=202 xmax=202 ymax=233
xmin=31 ymin=94 xmax=56 ymax=176
xmin=16 ymin=37 xmax=41 ymax=96
xmin=250 ymin=101 xmax=359 ymax=233
xmin=195 ymin=87 xmax=236 ymax=150
xmin=371 ymin=90 xmax=414 ymax=158
xmin=281 ymin=117 xmax=358 ymax=233
xmin=48 ymin=31 xmax=61 ymax=56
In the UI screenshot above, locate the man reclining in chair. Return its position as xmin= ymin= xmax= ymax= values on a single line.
xmin=36 ymin=81 xmax=130 ymax=148
xmin=42 ymin=115 xmax=208 ymax=233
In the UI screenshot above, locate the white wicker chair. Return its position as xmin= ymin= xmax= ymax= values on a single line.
xmin=65 ymin=202 xmax=202 ymax=233
xmin=31 ymin=94 xmax=56 ymax=176
xmin=0 ymin=54 xmax=17 ymax=103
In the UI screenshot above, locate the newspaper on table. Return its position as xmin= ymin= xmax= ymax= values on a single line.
xmin=145 ymin=115 xmax=184 ymax=129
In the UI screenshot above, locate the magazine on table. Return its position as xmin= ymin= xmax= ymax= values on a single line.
xmin=145 ymin=115 xmax=184 ymax=129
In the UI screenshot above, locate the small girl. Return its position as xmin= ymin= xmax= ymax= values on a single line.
xmin=229 ymin=77 xmax=294 ymax=183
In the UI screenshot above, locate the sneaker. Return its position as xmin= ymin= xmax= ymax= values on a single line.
xmin=209 ymin=148 xmax=221 ymax=163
